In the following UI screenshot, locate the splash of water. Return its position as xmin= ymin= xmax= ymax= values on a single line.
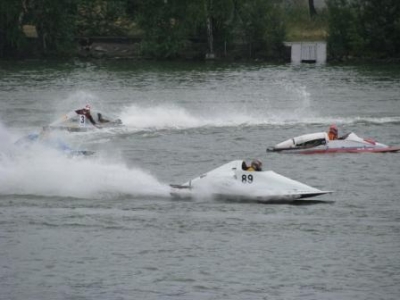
xmin=118 ymin=103 xmax=400 ymax=132
xmin=117 ymin=103 xmax=315 ymax=131
xmin=47 ymin=91 xmax=400 ymax=135
xmin=0 ymin=124 xmax=170 ymax=199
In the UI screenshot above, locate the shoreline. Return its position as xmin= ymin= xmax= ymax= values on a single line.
xmin=2 ymin=37 xmax=400 ymax=64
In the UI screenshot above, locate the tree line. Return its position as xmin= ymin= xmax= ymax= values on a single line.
xmin=0 ymin=0 xmax=399 ymax=60
xmin=327 ymin=0 xmax=400 ymax=60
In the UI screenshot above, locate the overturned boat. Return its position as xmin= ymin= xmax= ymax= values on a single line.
xmin=170 ymin=160 xmax=331 ymax=203
xmin=48 ymin=110 xmax=122 ymax=132
xmin=267 ymin=132 xmax=400 ymax=154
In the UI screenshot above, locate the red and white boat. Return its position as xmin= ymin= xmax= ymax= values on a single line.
xmin=267 ymin=132 xmax=400 ymax=154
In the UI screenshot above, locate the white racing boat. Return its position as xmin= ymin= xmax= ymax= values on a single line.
xmin=49 ymin=110 xmax=122 ymax=132
xmin=267 ymin=132 xmax=400 ymax=154
xmin=170 ymin=160 xmax=331 ymax=203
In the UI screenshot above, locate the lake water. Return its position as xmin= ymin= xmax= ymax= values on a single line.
xmin=1 ymin=60 xmax=399 ymax=300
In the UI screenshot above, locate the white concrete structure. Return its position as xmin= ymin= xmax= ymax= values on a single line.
xmin=286 ymin=41 xmax=327 ymax=64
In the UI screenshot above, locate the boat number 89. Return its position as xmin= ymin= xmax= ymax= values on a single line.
xmin=242 ymin=174 xmax=253 ymax=183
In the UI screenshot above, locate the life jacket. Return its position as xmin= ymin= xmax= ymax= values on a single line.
xmin=328 ymin=132 xmax=337 ymax=140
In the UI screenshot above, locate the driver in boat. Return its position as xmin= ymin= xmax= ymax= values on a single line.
xmin=245 ymin=159 xmax=262 ymax=172
xmin=75 ymin=104 xmax=99 ymax=128
xmin=97 ymin=113 xmax=110 ymax=123
xmin=328 ymin=124 xmax=338 ymax=140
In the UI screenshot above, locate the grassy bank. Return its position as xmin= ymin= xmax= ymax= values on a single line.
xmin=284 ymin=5 xmax=328 ymax=42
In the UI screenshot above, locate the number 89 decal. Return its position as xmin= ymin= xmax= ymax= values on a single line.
xmin=242 ymin=174 xmax=253 ymax=183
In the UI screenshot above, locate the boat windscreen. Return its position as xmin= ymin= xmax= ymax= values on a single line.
xmin=296 ymin=138 xmax=326 ymax=148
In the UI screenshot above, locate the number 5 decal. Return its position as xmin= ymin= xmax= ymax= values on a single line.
xmin=242 ymin=174 xmax=253 ymax=183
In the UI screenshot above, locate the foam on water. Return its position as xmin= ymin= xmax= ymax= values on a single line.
xmin=0 ymin=122 xmax=14 ymax=152
xmin=45 ymin=91 xmax=400 ymax=137
xmin=0 ymin=124 xmax=170 ymax=199
xmin=117 ymin=103 xmax=400 ymax=132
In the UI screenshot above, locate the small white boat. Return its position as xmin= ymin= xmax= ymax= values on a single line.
xmin=170 ymin=160 xmax=331 ymax=203
xmin=48 ymin=110 xmax=122 ymax=132
xmin=267 ymin=132 xmax=400 ymax=154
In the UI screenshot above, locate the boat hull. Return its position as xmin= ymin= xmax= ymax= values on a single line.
xmin=170 ymin=188 xmax=330 ymax=203
xmin=268 ymin=146 xmax=400 ymax=154
xmin=170 ymin=160 xmax=332 ymax=203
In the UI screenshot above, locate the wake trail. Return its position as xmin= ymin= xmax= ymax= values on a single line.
xmin=117 ymin=104 xmax=400 ymax=132
xmin=0 ymin=153 xmax=171 ymax=199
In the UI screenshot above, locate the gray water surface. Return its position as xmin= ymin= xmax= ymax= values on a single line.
xmin=1 ymin=60 xmax=399 ymax=300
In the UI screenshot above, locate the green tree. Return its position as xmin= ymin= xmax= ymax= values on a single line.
xmin=32 ymin=0 xmax=78 ymax=54
xmin=327 ymin=0 xmax=400 ymax=59
xmin=326 ymin=0 xmax=364 ymax=58
xmin=135 ymin=0 xmax=190 ymax=58
xmin=308 ymin=0 xmax=317 ymax=18
xmin=0 ymin=0 xmax=28 ymax=57
xmin=1 ymin=0 xmax=80 ymax=57
xmin=234 ymin=0 xmax=285 ymax=58
xmin=133 ymin=0 xmax=285 ymax=59
xmin=77 ymin=0 xmax=128 ymax=36
xmin=204 ymin=0 xmax=235 ymax=54
xmin=358 ymin=0 xmax=400 ymax=57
